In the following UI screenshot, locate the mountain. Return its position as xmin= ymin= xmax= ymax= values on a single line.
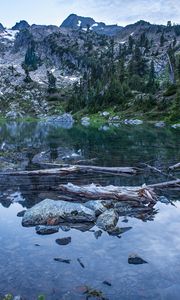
xmin=60 ymin=14 xmax=122 ymax=36
xmin=0 ymin=23 xmax=5 ymax=32
xmin=12 ymin=20 xmax=30 ymax=31
xmin=0 ymin=16 xmax=180 ymax=121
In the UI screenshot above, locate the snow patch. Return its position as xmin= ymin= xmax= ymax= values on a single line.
xmin=77 ymin=20 xmax=81 ymax=27
xmin=0 ymin=29 xmax=19 ymax=41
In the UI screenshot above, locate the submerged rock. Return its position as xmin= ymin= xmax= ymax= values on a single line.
xmin=84 ymin=200 xmax=107 ymax=216
xmin=35 ymin=225 xmax=59 ymax=235
xmin=128 ymin=254 xmax=148 ymax=265
xmin=96 ymin=209 xmax=118 ymax=232
xmin=22 ymin=199 xmax=95 ymax=226
xmin=56 ymin=237 xmax=71 ymax=245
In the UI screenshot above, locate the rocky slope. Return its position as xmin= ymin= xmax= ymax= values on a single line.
xmin=0 ymin=16 xmax=180 ymax=119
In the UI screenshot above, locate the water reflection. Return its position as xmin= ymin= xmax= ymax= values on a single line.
xmin=0 ymin=121 xmax=180 ymax=299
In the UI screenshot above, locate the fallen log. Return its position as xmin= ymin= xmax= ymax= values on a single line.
xmin=169 ymin=162 xmax=180 ymax=171
xmin=0 ymin=167 xmax=78 ymax=176
xmin=149 ymin=179 xmax=180 ymax=189
xmin=0 ymin=165 xmax=138 ymax=176
xmin=59 ymin=183 xmax=157 ymax=205
xmin=142 ymin=163 xmax=178 ymax=180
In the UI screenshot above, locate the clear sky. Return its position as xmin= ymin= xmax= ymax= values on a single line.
xmin=0 ymin=0 xmax=179 ymax=28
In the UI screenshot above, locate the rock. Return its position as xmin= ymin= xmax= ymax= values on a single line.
xmin=32 ymin=151 xmax=51 ymax=164
xmin=84 ymin=200 xmax=107 ymax=216
xmin=35 ymin=225 xmax=59 ymax=235
xmin=128 ymin=254 xmax=148 ymax=265
xmin=22 ymin=199 xmax=95 ymax=226
xmin=159 ymin=196 xmax=170 ymax=204
xmin=12 ymin=20 xmax=30 ymax=31
xmin=94 ymin=230 xmax=103 ymax=239
xmin=124 ymin=119 xmax=143 ymax=125
xmin=96 ymin=209 xmax=118 ymax=232
xmin=56 ymin=237 xmax=71 ymax=245
xmin=172 ymin=123 xmax=180 ymax=129
xmin=5 ymin=111 xmax=23 ymax=119
xmin=99 ymin=125 xmax=110 ymax=131
xmin=108 ymin=226 xmax=132 ymax=236
xmin=109 ymin=116 xmax=120 ymax=122
xmin=99 ymin=111 xmax=110 ymax=117
xmin=155 ymin=121 xmax=166 ymax=127
xmin=81 ymin=117 xmax=90 ymax=126
xmin=13 ymin=296 xmax=23 ymax=300
xmin=17 ymin=210 xmax=26 ymax=217
xmin=8 ymin=192 xmax=25 ymax=203
xmin=44 ymin=114 xmax=74 ymax=129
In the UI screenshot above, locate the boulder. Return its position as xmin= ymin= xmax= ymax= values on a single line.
xmin=84 ymin=200 xmax=107 ymax=216
xmin=35 ymin=225 xmax=59 ymax=235
xmin=56 ymin=237 xmax=71 ymax=245
xmin=96 ymin=209 xmax=118 ymax=231
xmin=22 ymin=199 xmax=95 ymax=226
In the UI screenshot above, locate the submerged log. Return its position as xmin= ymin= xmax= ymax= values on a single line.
xmin=0 ymin=165 xmax=138 ymax=176
xmin=59 ymin=183 xmax=157 ymax=205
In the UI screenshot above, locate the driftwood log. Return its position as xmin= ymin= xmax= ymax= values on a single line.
xmin=59 ymin=183 xmax=157 ymax=206
xmin=1 ymin=165 xmax=138 ymax=176
xmin=149 ymin=179 xmax=180 ymax=188
xmin=169 ymin=163 xmax=180 ymax=171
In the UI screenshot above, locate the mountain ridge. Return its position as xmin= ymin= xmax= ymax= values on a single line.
xmin=0 ymin=14 xmax=179 ymax=121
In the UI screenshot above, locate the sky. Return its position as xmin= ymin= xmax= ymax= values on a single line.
xmin=0 ymin=0 xmax=179 ymax=28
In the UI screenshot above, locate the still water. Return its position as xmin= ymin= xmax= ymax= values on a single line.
xmin=0 ymin=120 xmax=179 ymax=300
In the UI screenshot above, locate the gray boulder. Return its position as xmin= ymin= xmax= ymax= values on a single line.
xmin=22 ymin=199 xmax=95 ymax=226
xmin=84 ymin=200 xmax=107 ymax=216
xmin=35 ymin=225 xmax=59 ymax=235
xmin=96 ymin=209 xmax=118 ymax=232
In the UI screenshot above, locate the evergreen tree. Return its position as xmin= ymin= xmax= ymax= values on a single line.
xmin=160 ymin=33 xmax=165 ymax=47
xmin=147 ymin=60 xmax=156 ymax=92
xmin=128 ymin=35 xmax=134 ymax=53
xmin=22 ymin=41 xmax=39 ymax=71
xmin=47 ymin=71 xmax=57 ymax=92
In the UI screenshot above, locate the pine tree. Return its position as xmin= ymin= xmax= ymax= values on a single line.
xmin=22 ymin=41 xmax=39 ymax=71
xmin=160 ymin=33 xmax=165 ymax=47
xmin=47 ymin=71 xmax=57 ymax=92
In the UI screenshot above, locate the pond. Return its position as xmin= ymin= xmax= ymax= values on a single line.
xmin=0 ymin=120 xmax=180 ymax=300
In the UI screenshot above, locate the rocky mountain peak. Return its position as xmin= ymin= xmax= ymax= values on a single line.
xmin=12 ymin=20 xmax=30 ymax=31
xmin=60 ymin=14 xmax=122 ymax=36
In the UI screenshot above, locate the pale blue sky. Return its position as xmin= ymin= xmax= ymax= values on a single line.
xmin=0 ymin=0 xmax=179 ymax=28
